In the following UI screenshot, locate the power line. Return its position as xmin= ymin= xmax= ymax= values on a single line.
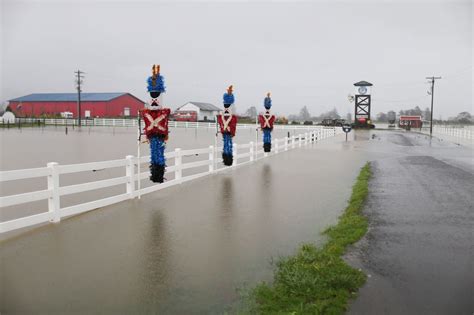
xmin=426 ymin=76 xmax=442 ymax=137
xmin=75 ymin=70 xmax=85 ymax=126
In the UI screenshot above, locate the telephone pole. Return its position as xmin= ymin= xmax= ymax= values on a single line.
xmin=75 ymin=70 xmax=85 ymax=126
xmin=426 ymin=76 xmax=441 ymax=137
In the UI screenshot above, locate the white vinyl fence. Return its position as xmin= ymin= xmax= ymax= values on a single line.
xmin=420 ymin=125 xmax=473 ymax=145
xmin=0 ymin=127 xmax=342 ymax=234
xmin=1 ymin=117 xmax=329 ymax=131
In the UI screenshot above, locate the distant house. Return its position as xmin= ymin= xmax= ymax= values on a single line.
xmin=175 ymin=102 xmax=220 ymax=122
xmin=8 ymin=93 xmax=145 ymax=118
xmin=1 ymin=111 xmax=16 ymax=123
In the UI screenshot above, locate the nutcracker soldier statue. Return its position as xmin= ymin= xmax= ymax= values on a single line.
xmin=258 ymin=92 xmax=275 ymax=152
xmin=217 ymin=85 xmax=238 ymax=166
xmin=141 ymin=64 xmax=171 ymax=183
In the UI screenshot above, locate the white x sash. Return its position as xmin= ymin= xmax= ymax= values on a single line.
xmin=262 ymin=115 xmax=272 ymax=128
xmin=222 ymin=114 xmax=233 ymax=132
xmin=145 ymin=113 xmax=166 ymax=131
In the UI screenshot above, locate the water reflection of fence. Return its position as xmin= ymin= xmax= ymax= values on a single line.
xmin=0 ymin=127 xmax=342 ymax=234
xmin=1 ymin=117 xmax=328 ymax=130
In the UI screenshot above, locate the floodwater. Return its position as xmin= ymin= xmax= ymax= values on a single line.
xmin=0 ymin=126 xmax=369 ymax=313
xmin=0 ymin=126 xmax=297 ymax=222
xmin=0 ymin=125 xmax=297 ymax=169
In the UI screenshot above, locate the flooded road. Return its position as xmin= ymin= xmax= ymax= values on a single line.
xmin=348 ymin=131 xmax=474 ymax=315
xmin=1 ymin=129 xmax=368 ymax=313
xmin=2 ymin=128 xmax=472 ymax=314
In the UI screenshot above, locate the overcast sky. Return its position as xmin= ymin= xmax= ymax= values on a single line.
xmin=1 ymin=0 xmax=472 ymax=118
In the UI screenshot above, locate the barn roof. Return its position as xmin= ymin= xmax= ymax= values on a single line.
xmin=9 ymin=93 xmax=144 ymax=103
xmin=177 ymin=102 xmax=221 ymax=111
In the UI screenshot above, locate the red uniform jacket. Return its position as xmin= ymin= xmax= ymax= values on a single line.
xmin=217 ymin=114 xmax=237 ymax=136
xmin=258 ymin=114 xmax=275 ymax=130
xmin=142 ymin=108 xmax=171 ymax=138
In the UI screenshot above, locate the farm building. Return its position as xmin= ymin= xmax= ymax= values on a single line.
xmin=8 ymin=93 xmax=145 ymax=118
xmin=175 ymin=102 xmax=220 ymax=122
xmin=399 ymin=115 xmax=423 ymax=129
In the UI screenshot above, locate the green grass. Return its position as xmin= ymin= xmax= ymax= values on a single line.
xmin=248 ymin=163 xmax=371 ymax=314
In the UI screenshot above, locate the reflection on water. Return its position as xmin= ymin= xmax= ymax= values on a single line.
xmin=1 ymin=128 xmax=372 ymax=313
xmin=220 ymin=177 xmax=235 ymax=216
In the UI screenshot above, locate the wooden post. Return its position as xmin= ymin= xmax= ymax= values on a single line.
xmin=249 ymin=141 xmax=254 ymax=162
xmin=125 ymin=155 xmax=135 ymax=197
xmin=175 ymin=148 xmax=182 ymax=181
xmin=47 ymin=162 xmax=60 ymax=223
xmin=233 ymin=144 xmax=238 ymax=167
xmin=209 ymin=146 xmax=214 ymax=172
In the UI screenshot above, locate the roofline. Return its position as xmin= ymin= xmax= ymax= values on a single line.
xmin=176 ymin=101 xmax=220 ymax=111
xmin=8 ymin=92 xmax=145 ymax=104
xmin=112 ymin=93 xmax=146 ymax=104
xmin=353 ymin=81 xmax=373 ymax=86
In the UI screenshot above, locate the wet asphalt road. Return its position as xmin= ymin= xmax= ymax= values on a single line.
xmin=348 ymin=131 xmax=474 ymax=315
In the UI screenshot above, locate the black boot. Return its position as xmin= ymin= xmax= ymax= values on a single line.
xmin=264 ymin=143 xmax=271 ymax=152
xmin=150 ymin=164 xmax=165 ymax=183
xmin=222 ymin=153 xmax=233 ymax=166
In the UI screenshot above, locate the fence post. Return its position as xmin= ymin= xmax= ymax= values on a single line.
xmin=209 ymin=146 xmax=214 ymax=173
xmin=250 ymin=141 xmax=254 ymax=162
xmin=126 ymin=155 xmax=135 ymax=197
xmin=284 ymin=137 xmax=288 ymax=151
xmin=275 ymin=139 xmax=279 ymax=153
xmin=233 ymin=144 xmax=238 ymax=167
xmin=47 ymin=162 xmax=60 ymax=223
xmin=175 ymin=148 xmax=182 ymax=181
xmin=292 ymin=135 xmax=295 ymax=148
xmin=298 ymin=134 xmax=302 ymax=147
xmin=304 ymin=133 xmax=308 ymax=145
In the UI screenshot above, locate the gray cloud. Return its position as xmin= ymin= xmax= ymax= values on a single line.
xmin=1 ymin=0 xmax=472 ymax=118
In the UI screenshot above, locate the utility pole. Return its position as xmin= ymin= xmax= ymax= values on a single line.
xmin=75 ymin=70 xmax=85 ymax=126
xmin=426 ymin=76 xmax=441 ymax=137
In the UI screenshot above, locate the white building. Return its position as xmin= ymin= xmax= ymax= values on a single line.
xmin=175 ymin=102 xmax=221 ymax=121
xmin=1 ymin=111 xmax=16 ymax=123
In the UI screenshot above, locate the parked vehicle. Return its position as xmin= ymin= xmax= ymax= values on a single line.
xmin=320 ymin=118 xmax=346 ymax=127
xmin=60 ymin=111 xmax=73 ymax=118
xmin=172 ymin=110 xmax=197 ymax=122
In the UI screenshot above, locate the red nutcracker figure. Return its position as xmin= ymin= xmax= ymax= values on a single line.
xmin=258 ymin=92 xmax=275 ymax=152
xmin=217 ymin=85 xmax=237 ymax=166
xmin=140 ymin=64 xmax=170 ymax=183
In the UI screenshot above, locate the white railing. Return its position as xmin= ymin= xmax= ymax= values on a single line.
xmin=419 ymin=125 xmax=473 ymax=144
xmin=1 ymin=117 xmax=330 ymax=131
xmin=0 ymin=127 xmax=342 ymax=234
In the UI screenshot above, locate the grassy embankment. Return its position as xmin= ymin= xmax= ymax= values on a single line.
xmin=249 ymin=163 xmax=371 ymax=314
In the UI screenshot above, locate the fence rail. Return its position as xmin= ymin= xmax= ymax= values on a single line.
xmin=0 ymin=127 xmax=343 ymax=234
xmin=1 ymin=117 xmax=335 ymax=131
xmin=420 ymin=125 xmax=474 ymax=146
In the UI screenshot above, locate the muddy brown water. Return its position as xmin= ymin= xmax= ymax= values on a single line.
xmin=1 ymin=126 xmax=369 ymax=313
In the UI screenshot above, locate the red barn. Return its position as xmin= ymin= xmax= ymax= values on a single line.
xmin=8 ymin=93 xmax=145 ymax=118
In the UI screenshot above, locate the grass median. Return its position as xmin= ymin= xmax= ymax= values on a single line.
xmin=248 ymin=162 xmax=371 ymax=314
